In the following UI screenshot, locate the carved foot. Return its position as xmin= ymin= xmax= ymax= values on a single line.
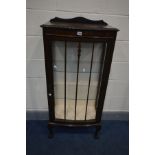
xmin=94 ymin=125 xmax=101 ymax=139
xmin=48 ymin=124 xmax=54 ymax=139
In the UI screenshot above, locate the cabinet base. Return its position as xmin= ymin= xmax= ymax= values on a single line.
xmin=48 ymin=121 xmax=101 ymax=139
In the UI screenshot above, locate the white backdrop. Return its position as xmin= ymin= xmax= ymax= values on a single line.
xmin=26 ymin=0 xmax=129 ymax=112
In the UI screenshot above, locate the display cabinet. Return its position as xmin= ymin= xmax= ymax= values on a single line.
xmin=41 ymin=17 xmax=119 ymax=138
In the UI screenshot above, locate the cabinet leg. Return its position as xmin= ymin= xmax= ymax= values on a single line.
xmin=94 ymin=125 xmax=101 ymax=139
xmin=48 ymin=124 xmax=54 ymax=139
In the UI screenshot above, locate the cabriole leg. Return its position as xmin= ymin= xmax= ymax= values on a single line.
xmin=94 ymin=125 xmax=101 ymax=139
xmin=48 ymin=124 xmax=54 ymax=139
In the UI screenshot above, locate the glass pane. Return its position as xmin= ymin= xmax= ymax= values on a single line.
xmin=52 ymin=41 xmax=103 ymax=121
xmin=53 ymin=41 xmax=64 ymax=119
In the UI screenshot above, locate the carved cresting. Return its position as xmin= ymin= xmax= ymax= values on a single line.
xmin=50 ymin=17 xmax=108 ymax=26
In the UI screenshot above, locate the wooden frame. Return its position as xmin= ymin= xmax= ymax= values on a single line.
xmin=41 ymin=17 xmax=119 ymax=138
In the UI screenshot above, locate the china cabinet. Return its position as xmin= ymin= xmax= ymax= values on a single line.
xmin=41 ymin=17 xmax=119 ymax=138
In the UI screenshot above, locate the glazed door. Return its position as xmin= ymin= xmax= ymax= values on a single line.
xmin=50 ymin=41 xmax=108 ymax=121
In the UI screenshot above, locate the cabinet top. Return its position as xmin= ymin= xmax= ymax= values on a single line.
xmin=40 ymin=17 xmax=119 ymax=31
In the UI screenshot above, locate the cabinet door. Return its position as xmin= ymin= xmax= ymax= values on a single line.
xmin=51 ymin=41 xmax=107 ymax=121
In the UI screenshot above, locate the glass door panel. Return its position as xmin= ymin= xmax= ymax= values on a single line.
xmin=52 ymin=41 xmax=104 ymax=121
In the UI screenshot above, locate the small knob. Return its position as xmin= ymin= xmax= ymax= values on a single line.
xmin=48 ymin=93 xmax=52 ymax=96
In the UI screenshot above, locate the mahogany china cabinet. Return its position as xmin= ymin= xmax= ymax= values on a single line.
xmin=40 ymin=17 xmax=119 ymax=138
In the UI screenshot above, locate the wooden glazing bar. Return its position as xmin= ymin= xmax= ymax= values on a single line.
xmin=75 ymin=42 xmax=81 ymax=120
xmin=85 ymin=43 xmax=95 ymax=120
xmin=64 ymin=41 xmax=67 ymax=119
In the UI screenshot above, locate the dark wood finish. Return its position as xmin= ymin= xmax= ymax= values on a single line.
xmin=42 ymin=39 xmax=55 ymax=121
xmin=50 ymin=17 xmax=108 ymax=25
xmin=41 ymin=17 xmax=119 ymax=138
